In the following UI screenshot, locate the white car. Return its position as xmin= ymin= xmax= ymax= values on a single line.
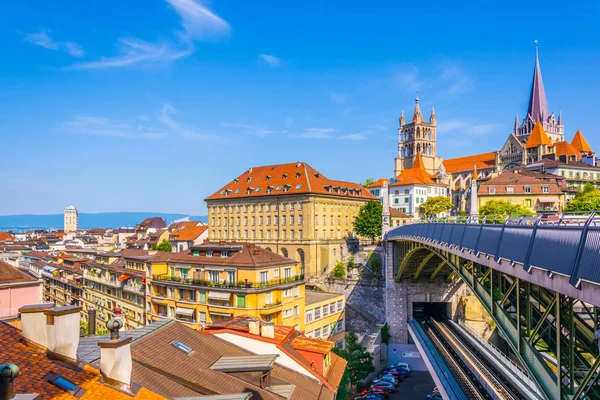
xmin=391 ymin=362 xmax=411 ymax=372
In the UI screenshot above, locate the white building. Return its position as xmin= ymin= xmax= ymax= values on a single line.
xmin=64 ymin=205 xmax=78 ymax=232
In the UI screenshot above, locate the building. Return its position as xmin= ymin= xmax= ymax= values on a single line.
xmin=168 ymin=221 xmax=209 ymax=252
xmin=369 ymin=152 xmax=448 ymax=217
xmin=521 ymin=159 xmax=600 ymax=200
xmin=477 ymin=170 xmax=568 ymax=213
xmin=304 ymin=290 xmax=346 ymax=348
xmin=205 ymin=161 xmax=375 ymax=276
xmin=0 ymin=260 xmax=42 ymax=321
xmin=64 ymin=205 xmax=79 ymax=232
xmin=148 ymin=243 xmax=307 ymax=329
xmin=135 ymin=217 xmax=167 ymax=238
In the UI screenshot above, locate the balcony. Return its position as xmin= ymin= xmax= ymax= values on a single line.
xmin=152 ymin=274 xmax=305 ymax=291
xmin=84 ymin=274 xmax=119 ymax=288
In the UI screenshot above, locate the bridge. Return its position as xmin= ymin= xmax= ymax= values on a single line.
xmin=382 ymin=214 xmax=600 ymax=400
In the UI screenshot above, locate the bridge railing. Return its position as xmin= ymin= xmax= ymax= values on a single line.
xmin=387 ymin=211 xmax=600 ymax=287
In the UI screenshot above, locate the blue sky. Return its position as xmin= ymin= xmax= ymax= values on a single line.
xmin=2 ymin=0 xmax=599 ymax=215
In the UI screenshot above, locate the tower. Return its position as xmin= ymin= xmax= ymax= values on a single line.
xmin=64 ymin=206 xmax=78 ymax=232
xmin=394 ymin=95 xmax=442 ymax=176
xmin=513 ymin=42 xmax=564 ymax=143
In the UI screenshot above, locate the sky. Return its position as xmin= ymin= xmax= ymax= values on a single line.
xmin=1 ymin=0 xmax=599 ymax=215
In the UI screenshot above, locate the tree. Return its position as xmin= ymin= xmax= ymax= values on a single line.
xmin=152 ymin=238 xmax=173 ymax=252
xmin=333 ymin=331 xmax=375 ymax=390
xmin=380 ymin=323 xmax=390 ymax=345
xmin=346 ymin=257 xmax=355 ymax=272
xmin=479 ymin=200 xmax=534 ymax=217
xmin=332 ymin=261 xmax=347 ymax=278
xmin=353 ymin=200 xmax=382 ymax=244
xmin=362 ymin=178 xmax=376 ymax=188
xmin=566 ymin=184 xmax=600 ymax=212
xmin=419 ymin=196 xmax=454 ymax=218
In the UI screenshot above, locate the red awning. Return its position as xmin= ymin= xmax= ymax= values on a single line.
xmin=118 ymin=274 xmax=131 ymax=282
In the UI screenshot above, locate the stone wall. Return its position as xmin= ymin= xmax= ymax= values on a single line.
xmin=322 ymin=278 xmax=386 ymax=323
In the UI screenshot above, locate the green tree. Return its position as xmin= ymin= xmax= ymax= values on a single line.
xmin=566 ymin=184 xmax=600 ymax=212
xmin=333 ymin=331 xmax=375 ymax=389
xmin=353 ymin=200 xmax=382 ymax=244
xmin=419 ymin=196 xmax=454 ymax=218
xmin=152 ymin=238 xmax=173 ymax=252
xmin=332 ymin=261 xmax=347 ymax=278
xmin=346 ymin=257 xmax=355 ymax=272
xmin=380 ymin=323 xmax=390 ymax=344
xmin=336 ymin=370 xmax=352 ymax=400
xmin=362 ymin=178 xmax=376 ymax=188
xmin=479 ymin=200 xmax=534 ymax=218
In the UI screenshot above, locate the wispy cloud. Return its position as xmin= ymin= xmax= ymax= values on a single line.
xmin=57 ymin=116 xmax=166 ymax=139
xmin=24 ymin=29 xmax=85 ymax=57
xmin=68 ymin=0 xmax=229 ymax=69
xmin=438 ymin=118 xmax=501 ymax=136
xmin=259 ymin=54 xmax=281 ymax=67
xmin=330 ymin=92 xmax=346 ymax=104
xmin=67 ymin=38 xmax=192 ymax=70
xmin=439 ymin=63 xmax=474 ymax=95
xmin=159 ymin=103 xmax=217 ymax=140
xmin=394 ymin=64 xmax=422 ymax=92
xmin=290 ymin=128 xmax=367 ymax=140
xmin=222 ymin=122 xmax=273 ymax=136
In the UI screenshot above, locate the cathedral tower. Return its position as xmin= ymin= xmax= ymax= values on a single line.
xmin=394 ymin=95 xmax=442 ymax=176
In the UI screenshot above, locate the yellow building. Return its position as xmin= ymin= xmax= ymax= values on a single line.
xmin=147 ymin=243 xmax=306 ymax=330
xmin=205 ymin=162 xmax=376 ymax=277
xmin=304 ymin=290 xmax=346 ymax=348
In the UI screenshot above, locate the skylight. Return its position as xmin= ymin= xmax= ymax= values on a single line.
xmin=276 ymin=185 xmax=283 ymax=190
xmin=44 ymin=373 xmax=85 ymax=397
xmin=296 ymin=184 xmax=302 ymax=189
xmin=173 ymin=341 xmax=193 ymax=354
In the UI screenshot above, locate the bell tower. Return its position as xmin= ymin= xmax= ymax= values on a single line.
xmin=394 ymin=95 xmax=441 ymax=176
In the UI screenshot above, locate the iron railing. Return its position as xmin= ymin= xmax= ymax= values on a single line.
xmin=152 ymin=274 xmax=305 ymax=289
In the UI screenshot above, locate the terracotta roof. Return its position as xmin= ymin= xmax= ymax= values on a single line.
xmin=206 ymin=162 xmax=375 ymax=201
xmin=389 ymin=208 xmax=410 ymax=218
xmin=367 ymin=178 xmax=390 ymax=188
xmin=393 ymin=153 xmax=439 ymax=186
xmin=442 ymin=152 xmax=496 ymax=174
xmin=131 ymin=321 xmax=338 ymax=400
xmin=0 ymin=232 xmax=15 ymax=242
xmin=523 ymin=158 xmax=600 ymax=171
xmin=571 ymin=130 xmax=592 ymax=153
xmin=291 ymin=336 xmax=334 ymax=355
xmin=479 ymin=171 xmax=564 ymax=195
xmin=0 ymin=260 xmax=38 ymax=284
xmin=0 ymin=321 xmax=165 ymax=400
xmin=525 ymin=121 xmax=553 ymax=148
xmin=208 ymin=315 xmax=295 ymax=343
xmin=169 ymin=223 xmax=208 ymax=241
xmin=23 ymin=251 xmax=50 ymax=259
xmin=555 ymin=141 xmax=581 ymax=159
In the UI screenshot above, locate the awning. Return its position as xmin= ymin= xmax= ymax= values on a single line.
xmin=43 ymin=266 xmax=57 ymax=273
xmin=205 ymin=267 xmax=225 ymax=272
xmin=538 ymin=196 xmax=560 ymax=203
xmin=175 ymin=307 xmax=195 ymax=317
xmin=209 ymin=311 xmax=233 ymax=317
xmin=208 ymin=291 xmax=231 ymax=301
xmin=118 ymin=274 xmax=131 ymax=282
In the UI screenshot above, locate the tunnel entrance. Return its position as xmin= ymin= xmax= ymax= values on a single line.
xmin=413 ymin=302 xmax=452 ymax=319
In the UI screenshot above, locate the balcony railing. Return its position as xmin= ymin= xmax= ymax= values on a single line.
xmin=152 ymin=274 xmax=305 ymax=290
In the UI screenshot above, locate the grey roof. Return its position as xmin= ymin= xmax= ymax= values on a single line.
xmin=77 ymin=318 xmax=173 ymax=364
xmin=174 ymin=394 xmax=253 ymax=400
xmin=210 ymin=354 xmax=279 ymax=372
xmin=305 ymin=290 xmax=342 ymax=306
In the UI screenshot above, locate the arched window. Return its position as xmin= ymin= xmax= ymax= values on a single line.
xmin=265 ymin=247 xmax=272 ymax=252
xmin=297 ymin=249 xmax=305 ymax=274
xmin=281 ymin=248 xmax=288 ymax=258
xmin=178 ymin=244 xmax=183 ymax=252
xmin=428 ymin=129 xmax=431 ymax=140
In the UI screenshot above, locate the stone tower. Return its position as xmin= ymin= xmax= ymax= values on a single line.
xmin=394 ymin=95 xmax=442 ymax=176
xmin=64 ymin=205 xmax=78 ymax=232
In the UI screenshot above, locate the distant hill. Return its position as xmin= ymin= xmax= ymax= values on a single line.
xmin=0 ymin=212 xmax=208 ymax=232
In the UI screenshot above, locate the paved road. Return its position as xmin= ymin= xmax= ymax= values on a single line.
xmin=390 ymin=371 xmax=435 ymax=400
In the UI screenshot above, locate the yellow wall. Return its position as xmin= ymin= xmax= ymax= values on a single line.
xmin=479 ymin=193 xmax=565 ymax=212
xmin=304 ymin=293 xmax=346 ymax=346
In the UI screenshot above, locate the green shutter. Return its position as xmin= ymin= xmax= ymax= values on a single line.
xmin=237 ymin=295 xmax=246 ymax=308
xmin=199 ymin=291 xmax=206 ymax=304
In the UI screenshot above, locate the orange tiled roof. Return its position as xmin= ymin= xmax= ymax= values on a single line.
xmin=367 ymin=178 xmax=390 ymax=188
xmin=393 ymin=153 xmax=440 ymax=186
xmin=206 ymin=162 xmax=375 ymax=201
xmin=0 ymin=232 xmax=15 ymax=242
xmin=442 ymin=152 xmax=496 ymax=174
xmin=571 ymin=130 xmax=592 ymax=153
xmin=525 ymin=121 xmax=553 ymax=148
xmin=0 ymin=322 xmax=165 ymax=400
xmin=170 ymin=223 xmax=208 ymax=241
xmin=555 ymin=141 xmax=581 ymax=159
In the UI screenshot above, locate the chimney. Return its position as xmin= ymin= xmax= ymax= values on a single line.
xmin=248 ymin=318 xmax=260 ymax=336
xmin=18 ymin=303 xmax=54 ymax=350
xmin=44 ymin=305 xmax=82 ymax=363
xmin=0 ymin=364 xmax=19 ymax=400
xmin=261 ymin=321 xmax=275 ymax=339
xmin=98 ymin=318 xmax=133 ymax=393
xmin=88 ymin=308 xmax=97 ymax=337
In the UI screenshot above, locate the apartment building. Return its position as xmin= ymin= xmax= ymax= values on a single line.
xmin=205 ymin=162 xmax=375 ymax=276
xmin=304 ymin=290 xmax=346 ymax=348
xmin=148 ymin=243 xmax=306 ymax=329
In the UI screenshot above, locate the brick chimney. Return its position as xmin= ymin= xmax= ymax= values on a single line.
xmin=261 ymin=321 xmax=275 ymax=339
xmin=98 ymin=318 xmax=133 ymax=394
xmin=18 ymin=303 xmax=54 ymax=350
xmin=44 ymin=306 xmax=82 ymax=363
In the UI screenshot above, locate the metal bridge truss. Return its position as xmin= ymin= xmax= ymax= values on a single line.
xmin=394 ymin=242 xmax=600 ymax=400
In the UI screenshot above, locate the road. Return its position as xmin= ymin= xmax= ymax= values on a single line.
xmin=390 ymin=371 xmax=436 ymax=400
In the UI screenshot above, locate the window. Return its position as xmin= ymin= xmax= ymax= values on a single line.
xmin=283 ymin=308 xmax=293 ymax=318
xmin=506 ymin=186 xmax=514 ymax=194
xmin=265 ymin=292 xmax=272 ymax=305
xmin=306 ymin=309 xmax=314 ymax=323
xmin=394 ymin=198 xmax=399 ymax=204
xmin=259 ymin=216 xmax=263 ymax=225
xmin=237 ymin=295 xmax=246 ymax=308
xmin=314 ymin=307 xmax=321 ymax=319
xmin=542 ymin=186 xmax=550 ymax=193
xmin=290 ymin=230 xmax=294 ymax=240
xmin=323 ymin=304 xmax=329 ymax=317
xmin=294 ymin=286 xmax=300 ymax=297
xmin=267 ymin=216 xmax=271 ymax=225
xmin=525 ymin=199 xmax=532 ymax=207
xmin=227 ymin=271 xmax=235 ymax=283
xmin=299 ymin=230 xmax=303 ymax=240
xmin=199 ymin=291 xmax=206 ymax=304
xmin=294 ymin=305 xmax=299 ymax=318
xmin=404 ymin=197 xmax=409 ymax=203
xmin=199 ymin=311 xmax=207 ymax=324
xmin=208 ymin=271 xmax=220 ymax=283
xmin=283 ymin=288 xmax=292 ymax=298
xmin=322 ymin=324 xmax=329 ymax=337
xmin=260 ymin=271 xmax=268 ymax=283
xmin=314 ymin=328 xmax=321 ymax=338
xmin=44 ymin=373 xmax=85 ymax=397
xmin=524 ymin=186 xmax=532 ymax=193
xmin=290 ymin=215 xmax=295 ymax=225
xmin=489 ymin=187 xmax=496 ymax=194
xmin=173 ymin=341 xmax=193 ymax=354
xmin=337 ymin=300 xmax=343 ymax=312
xmin=330 ymin=303 xmax=336 ymax=314
xmin=206 ymin=250 xmax=213 ymax=257
xmin=221 ymin=251 xmax=228 ymax=258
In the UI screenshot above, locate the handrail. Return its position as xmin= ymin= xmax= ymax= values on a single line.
xmin=414 ymin=211 xmax=600 ymax=227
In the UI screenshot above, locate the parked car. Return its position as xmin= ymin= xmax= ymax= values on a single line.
xmin=371 ymin=383 xmax=395 ymax=392
xmin=389 ymin=367 xmax=410 ymax=376
xmin=391 ymin=362 xmax=411 ymax=372
xmin=368 ymin=388 xmax=389 ymax=398
xmin=426 ymin=392 xmax=442 ymax=399
xmin=379 ymin=374 xmax=399 ymax=384
xmin=363 ymin=395 xmax=385 ymax=400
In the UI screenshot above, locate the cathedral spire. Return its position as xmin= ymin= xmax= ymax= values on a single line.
xmin=400 ymin=109 xmax=405 ymax=127
xmin=527 ymin=40 xmax=549 ymax=123
xmin=430 ymin=106 xmax=436 ymax=124
xmin=411 ymin=93 xmax=423 ymax=124
xmin=514 ymin=112 xmax=519 ymax=133
xmin=558 ymin=110 xmax=563 ymax=125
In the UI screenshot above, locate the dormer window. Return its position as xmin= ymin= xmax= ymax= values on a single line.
xmin=283 ymin=184 xmax=292 ymax=192
xmin=246 ymin=187 xmax=254 ymax=195
xmin=233 ymin=178 xmax=239 ymax=184
xmin=206 ymin=250 xmax=213 ymax=257
xmin=247 ymin=177 xmax=252 ymax=182
xmin=266 ymin=175 xmax=272 ymax=181
xmin=296 ymin=172 xmax=302 ymax=178
xmin=267 ymin=186 xmax=274 ymax=193
xmin=506 ymin=186 xmax=514 ymax=194
xmin=282 ymin=174 xmax=288 ymax=179
xmin=221 ymin=251 xmax=228 ymax=258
